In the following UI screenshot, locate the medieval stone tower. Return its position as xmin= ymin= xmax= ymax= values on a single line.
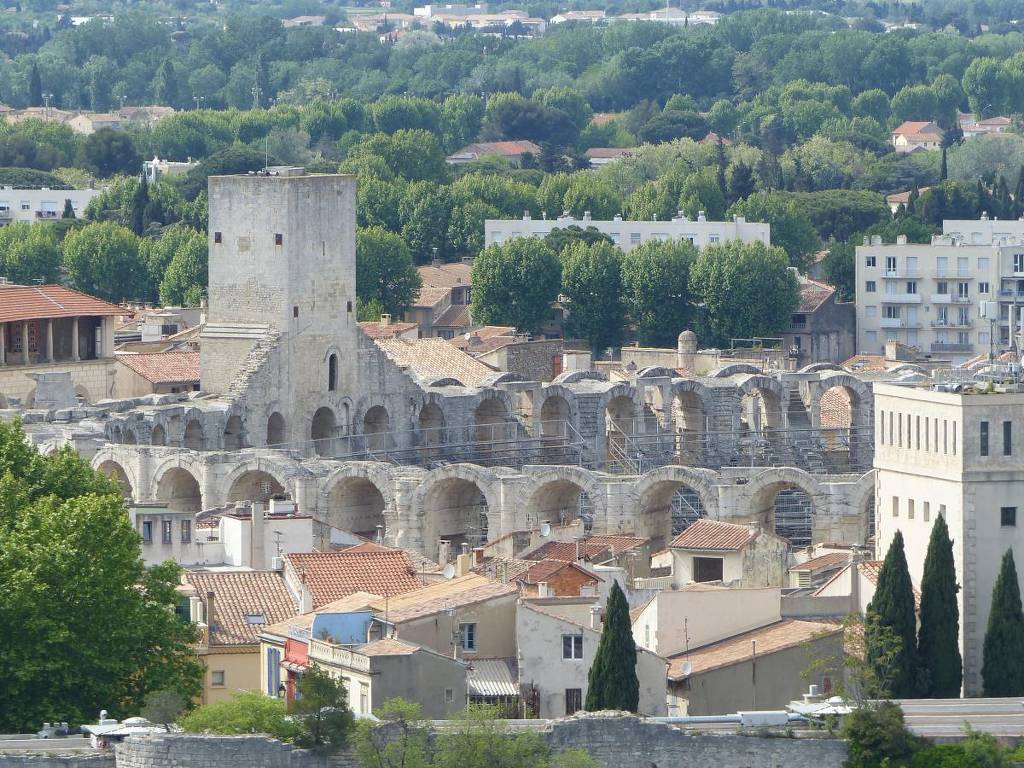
xmin=200 ymin=169 xmax=359 ymax=446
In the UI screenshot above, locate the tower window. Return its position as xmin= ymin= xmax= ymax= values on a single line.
xmin=347 ymin=301 xmax=352 ymax=313
xmin=328 ymin=353 xmax=338 ymax=392
xmin=293 ymin=306 xmax=299 ymax=319
xmin=214 ymin=232 xmax=222 ymax=244
xmin=275 ymin=233 xmax=283 ymax=246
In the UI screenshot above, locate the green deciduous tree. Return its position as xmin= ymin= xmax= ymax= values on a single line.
xmin=585 ymin=580 xmax=638 ymax=712
xmin=349 ymin=130 xmax=446 ymax=183
xmin=981 ymin=549 xmax=1024 ymax=696
xmin=79 ymin=128 xmax=141 ymax=178
xmin=620 ymin=239 xmax=696 ymax=347
xmin=560 ymin=240 xmax=623 ymax=356
xmin=916 ymin=515 xmax=962 ymax=698
xmin=130 ymin=174 xmax=149 ymax=236
xmin=290 ymin=664 xmax=354 ymax=749
xmin=842 ymin=701 xmax=924 ymax=768
xmin=399 ymin=181 xmax=454 ymax=264
xmin=0 ymin=222 xmax=62 ymax=284
xmin=689 ymin=240 xmax=798 ymax=347
xmin=158 ymin=228 xmax=208 ymax=307
xmin=62 ymin=221 xmax=146 ymax=302
xmin=0 ymin=420 xmax=202 ymax=730
xmin=822 ymin=241 xmax=854 ymax=302
xmin=356 ymin=227 xmax=422 ymax=317
xmin=180 ymin=691 xmax=302 ymax=741
xmin=867 ymin=531 xmax=920 ymax=699
xmin=470 ymin=238 xmax=560 ymax=335
xmin=727 ymin=192 xmax=819 ymax=271
xmin=354 ymin=698 xmax=430 ymax=768
xmin=431 ymin=705 xmax=550 ymax=768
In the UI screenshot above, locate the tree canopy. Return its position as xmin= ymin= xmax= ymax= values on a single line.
xmin=585 ymin=580 xmax=639 ymax=712
xmin=866 ymin=531 xmax=920 ymax=699
xmin=916 ymin=515 xmax=962 ymax=698
xmin=981 ymin=549 xmax=1024 ymax=697
xmin=470 ymin=238 xmax=561 ymax=335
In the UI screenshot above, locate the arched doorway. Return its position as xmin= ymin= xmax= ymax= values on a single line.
xmin=363 ymin=406 xmax=391 ymax=454
xmin=227 ymin=470 xmax=286 ymax=505
xmin=526 ymin=479 xmax=594 ymax=535
xmin=417 ymin=403 xmax=445 ymax=457
xmin=122 ymin=428 xmax=138 ymax=445
xmin=820 ymin=385 xmax=856 ymax=471
xmin=636 ymin=479 xmax=710 ymax=545
xmin=474 ymin=398 xmax=509 ymax=444
xmin=325 ymin=477 xmax=387 ymax=540
xmin=540 ymin=395 xmax=570 ymax=438
xmin=156 ymin=467 xmax=202 ymax=511
xmin=738 ymin=386 xmax=784 ymax=464
xmin=423 ymin=478 xmax=490 ymax=561
xmin=267 ymin=412 xmax=286 ymax=447
xmin=773 ymin=487 xmax=814 ymax=547
xmin=151 ymin=424 xmax=166 ymax=446
xmin=673 ymin=391 xmax=707 ymax=464
xmin=183 ymin=419 xmax=204 ymax=451
xmin=97 ymin=460 xmax=133 ymax=500
xmin=311 ymin=407 xmax=337 ymax=457
xmin=223 ymin=415 xmax=245 ymax=450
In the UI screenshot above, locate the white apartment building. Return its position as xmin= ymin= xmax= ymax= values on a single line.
xmin=484 ymin=212 xmax=770 ymax=253
xmin=943 ymin=216 xmax=1024 ymax=244
xmin=0 ymin=187 xmax=100 ymax=224
xmin=874 ymin=382 xmax=1024 ymax=695
xmin=854 ymin=233 xmax=1024 ymax=360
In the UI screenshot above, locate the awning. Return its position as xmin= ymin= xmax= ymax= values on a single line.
xmin=467 ymin=658 xmax=519 ymax=698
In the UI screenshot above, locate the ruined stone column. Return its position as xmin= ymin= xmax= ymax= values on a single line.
xmin=71 ymin=317 xmax=80 ymax=361
xmin=21 ymin=321 xmax=29 ymax=365
xmin=45 ymin=319 xmax=53 ymax=363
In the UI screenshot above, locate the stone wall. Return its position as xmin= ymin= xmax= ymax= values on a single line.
xmin=0 ymin=754 xmax=114 ymax=768
xmin=115 ymin=735 xmax=359 ymax=768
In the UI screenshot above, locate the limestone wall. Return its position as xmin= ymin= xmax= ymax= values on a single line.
xmin=0 ymin=754 xmax=114 ymax=768
xmin=114 ymin=735 xmax=358 ymax=768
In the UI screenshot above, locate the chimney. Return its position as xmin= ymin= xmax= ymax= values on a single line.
xmin=205 ymin=591 xmax=216 ymax=644
xmin=456 ymin=551 xmax=473 ymax=576
xmin=299 ymin=580 xmax=313 ymax=614
xmin=575 ymin=537 xmax=584 ymax=562
xmin=697 ymin=210 xmax=706 ymax=222
xmin=896 ymin=234 xmax=907 ymax=245
xmin=251 ymin=501 xmax=266 ymax=569
xmin=380 ymin=313 xmax=392 ymax=327
xmin=438 ymin=539 xmax=452 ymax=564
xmin=589 ymin=604 xmax=602 ymax=629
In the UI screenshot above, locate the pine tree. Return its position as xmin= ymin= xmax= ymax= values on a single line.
xmin=981 ymin=549 xmax=1024 ymax=696
xmin=916 ymin=516 xmax=962 ymax=697
xmin=61 ymin=198 xmax=75 ymax=219
xmin=715 ymin=137 xmax=727 ymax=201
xmin=866 ymin=531 xmax=919 ymax=698
xmin=28 ymin=62 xmax=42 ymax=108
xmin=130 ymin=176 xmax=149 ymax=236
xmin=728 ymin=162 xmax=756 ymax=204
xmin=940 ymin=146 xmax=948 ymax=181
xmin=585 ymin=580 xmax=639 ymax=712
xmin=153 ymin=59 xmax=178 ymax=107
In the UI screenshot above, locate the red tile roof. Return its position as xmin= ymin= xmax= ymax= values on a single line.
xmin=667 ymin=620 xmax=841 ymax=679
xmin=411 ymin=286 xmax=451 ymax=308
xmin=434 ymin=303 xmax=472 ymax=328
xmin=797 ymin=276 xmax=835 ymax=313
xmin=668 ymin=519 xmax=757 ymax=551
xmin=357 ymin=638 xmax=420 ymax=656
xmin=374 ymin=337 xmax=496 ymax=388
xmin=116 ymin=351 xmax=200 ymax=385
xmin=516 ymin=559 xmax=598 ymax=586
xmin=524 ymin=540 xmax=610 ymax=562
xmin=584 ymin=147 xmax=634 ymax=159
xmin=0 ymin=283 xmax=126 ymax=324
xmin=585 ymin=534 xmax=648 ymax=555
xmin=184 ymin=570 xmax=297 ymax=646
xmin=358 ymin=320 xmax=419 ymax=339
xmin=892 ymin=121 xmax=943 ymax=139
xmin=455 ymin=140 xmax=542 ymax=158
xmin=790 ymin=551 xmax=851 ymax=572
xmin=418 ymin=262 xmax=473 ymax=289
xmin=285 ymin=550 xmax=424 ymax=608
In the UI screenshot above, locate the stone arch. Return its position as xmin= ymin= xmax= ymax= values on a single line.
xmin=73 ymin=384 xmax=91 ymax=404
xmin=223 ymin=415 xmax=245 ymax=450
xmin=417 ymin=400 xmax=446 ymax=452
xmin=267 ymin=412 xmax=286 ymax=447
xmin=227 ymin=469 xmax=287 ymax=505
xmin=737 ymin=375 xmax=786 ymax=435
xmin=362 ymin=405 xmax=392 ymax=453
xmin=416 ymin=465 xmax=500 ymax=559
xmin=637 ymin=366 xmax=678 ymax=378
xmin=122 ymin=426 xmax=138 ymax=445
xmin=810 ymin=373 xmax=872 ymax=469
xmin=744 ymin=467 xmax=825 ymax=546
xmin=321 ymin=465 xmax=394 ymax=540
xmin=523 ymin=468 xmax=601 ymax=535
xmin=847 ymin=471 xmax=877 ymax=545
xmin=183 ymin=418 xmax=204 ymax=451
xmin=554 ymin=370 xmax=606 ymax=385
xmin=671 ymin=380 xmax=715 ymax=464
xmin=94 ymin=457 xmax=135 ymax=500
xmin=710 ymin=363 xmax=762 ymax=378
xmin=629 ymin=466 xmax=720 ymax=545
xmin=800 ymin=362 xmax=844 ymax=374
xmin=473 ymin=395 xmax=511 ymax=444
xmin=599 ymin=385 xmax=638 ymax=468
xmin=311 ymin=406 xmax=338 ymax=456
xmin=150 ymin=423 xmax=166 ymax=446
xmin=540 ymin=394 xmax=571 ymax=438
xmin=327 ymin=351 xmax=339 ymax=392
xmin=155 ymin=466 xmax=202 ymax=512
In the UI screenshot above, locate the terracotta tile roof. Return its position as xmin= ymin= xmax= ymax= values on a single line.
xmin=886 ymin=187 xmax=931 ymax=206
xmin=629 ymin=596 xmax=655 ymax=625
xmin=451 ymin=325 xmax=516 ymax=351
xmin=453 ymin=140 xmax=542 ymax=158
xmin=700 ymin=132 xmax=733 ymax=146
xmin=858 ymin=560 xmax=882 ymax=585
xmin=0 ymin=283 xmax=126 ymax=324
xmin=842 ymin=354 xmax=887 ymax=373
xmin=374 ymin=337 xmax=496 ymax=388
xmin=358 ymin=320 xmax=419 ymax=339
xmin=584 ymin=147 xmax=634 ymax=159
xmin=411 ymin=286 xmax=451 ymax=308
xmin=434 ymin=303 xmax=472 ymax=328
xmin=116 ymin=351 xmax=200 ymax=385
xmin=369 ymin=574 xmax=517 ymax=623
xmin=184 ymin=571 xmax=297 ymax=646
xmin=263 ymin=591 xmax=383 ymax=637
xmin=472 ymin=556 xmax=534 ymax=581
xmin=285 ymin=551 xmax=423 ymax=608
xmin=667 ymin=620 xmax=841 ymax=679
xmin=790 ymin=552 xmax=851 ymax=572
xmin=516 ymin=559 xmax=598 ymax=585
xmin=668 ymin=519 xmax=756 ymax=551
xmin=585 ymin=534 xmax=649 ymax=555
xmin=892 ymin=120 xmax=943 ymax=138
xmin=797 ymin=276 xmax=834 ymax=313
xmin=524 ymin=540 xmax=611 ymax=562
xmin=357 ymin=638 xmax=419 ymax=656
xmin=418 ymin=262 xmax=473 ymax=289
xmin=590 ymin=112 xmax=622 ymax=126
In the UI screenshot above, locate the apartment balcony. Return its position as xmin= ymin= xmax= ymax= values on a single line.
xmin=931 ymin=320 xmax=972 ymax=328
xmin=998 ymin=289 xmax=1024 ymax=299
xmin=880 ymin=318 xmax=920 ymax=329
xmin=880 ymin=293 xmax=922 ymax=304
xmin=0 ymin=208 xmax=11 ymax=220
xmin=34 ymin=210 xmax=58 ymax=220
xmin=881 ymin=270 xmax=920 ymax=279
xmin=931 ymin=343 xmax=974 ymax=353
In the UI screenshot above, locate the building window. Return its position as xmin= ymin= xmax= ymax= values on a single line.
xmin=908 ymin=499 xmax=915 ymax=520
xmin=444 ymin=688 xmax=454 ymax=703
xmin=958 ymin=282 xmax=969 ymax=299
xmin=865 ymin=281 xmax=876 ymax=293
xmin=214 ymin=231 xmax=222 ymax=244
xmin=884 ymin=305 xmax=901 ymax=319
xmin=562 ymin=634 xmax=584 ymax=660
xmin=981 ymin=420 xmax=989 ymax=457
xmin=327 ymin=353 xmax=338 ymax=392
xmin=1004 ymin=420 xmax=1012 ymax=456
xmin=885 ymin=256 xmax=897 ymax=275
xmin=293 ymin=306 xmax=299 ymax=319
xmin=141 ymin=520 xmax=152 ymax=544
xmin=923 ymin=501 xmax=930 ymax=522
xmin=980 ymin=281 xmax=990 ymax=294
xmin=565 ymin=688 xmax=582 ymax=716
xmin=162 ymin=520 xmax=173 ymax=544
xmin=915 ymin=415 xmax=920 ymax=449
xmin=906 ymin=281 xmax=917 ymax=294
xmin=266 ymin=648 xmax=281 ymax=696
xmin=1015 ymin=253 xmax=1024 ymax=273
xmin=892 ymin=496 xmax=899 ymax=518
xmin=181 ymin=520 xmax=192 ymax=544
xmin=879 ymin=409 xmax=886 ymax=445
xmin=630 ymin=233 xmax=641 ymax=244
xmin=1001 ymin=507 xmax=1017 ymax=527
xmin=211 ymin=670 xmax=225 ymax=687
xmin=937 ymin=280 xmax=948 ymax=295
xmin=459 ymin=622 xmax=477 ymax=652
xmin=865 ymin=255 xmax=876 ymax=267
xmin=275 ymin=233 xmax=283 ymax=246
xmin=693 ymin=556 xmax=724 ymax=582
xmin=866 ymin=305 xmax=877 ymax=318
xmin=360 ymin=682 xmax=369 ymax=714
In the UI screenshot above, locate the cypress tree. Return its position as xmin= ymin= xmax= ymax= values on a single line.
xmin=940 ymin=145 xmax=948 ymax=181
xmin=61 ymin=198 xmax=75 ymax=219
xmin=715 ymin=137 xmax=727 ymax=201
xmin=585 ymin=580 xmax=638 ymax=712
xmin=28 ymin=62 xmax=42 ymax=108
xmin=130 ymin=175 xmax=149 ymax=236
xmin=916 ymin=516 xmax=962 ymax=697
xmin=981 ymin=549 xmax=1024 ymax=696
xmin=866 ymin=531 xmax=919 ymax=698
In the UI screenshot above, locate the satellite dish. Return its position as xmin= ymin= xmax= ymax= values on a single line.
xmin=680 ymin=661 xmax=692 ymax=677
xmin=442 ymin=563 xmax=456 ymax=579
xmin=540 ymin=522 xmax=552 ymax=537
